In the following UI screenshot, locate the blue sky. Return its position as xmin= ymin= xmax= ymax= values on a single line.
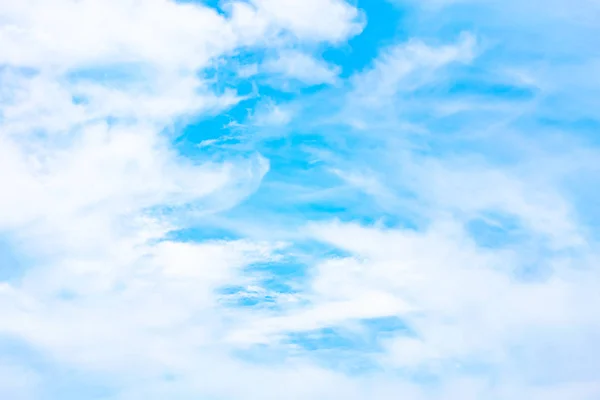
xmin=1 ymin=0 xmax=600 ymax=399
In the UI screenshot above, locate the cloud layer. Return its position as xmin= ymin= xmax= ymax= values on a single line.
xmin=1 ymin=0 xmax=599 ymax=399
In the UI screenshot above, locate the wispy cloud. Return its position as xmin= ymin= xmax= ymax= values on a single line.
xmin=263 ymin=51 xmax=340 ymax=86
xmin=351 ymin=32 xmax=476 ymax=105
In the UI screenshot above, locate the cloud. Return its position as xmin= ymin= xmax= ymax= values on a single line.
xmin=263 ymin=51 xmax=340 ymax=85
xmin=0 ymin=0 xmax=236 ymax=70
xmin=350 ymin=32 xmax=476 ymax=106
xmin=245 ymin=0 xmax=365 ymax=43
xmin=1 ymin=0 xmax=600 ymax=399
xmin=251 ymin=100 xmax=294 ymax=126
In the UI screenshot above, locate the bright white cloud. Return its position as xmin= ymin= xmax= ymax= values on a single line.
xmin=0 ymin=0 xmax=237 ymax=70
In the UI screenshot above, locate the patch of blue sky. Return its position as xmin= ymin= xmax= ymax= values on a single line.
xmin=261 ymin=77 xmax=336 ymax=96
xmin=173 ymin=112 xmax=248 ymax=159
xmin=534 ymin=94 xmax=600 ymax=128
xmin=203 ymin=47 xmax=338 ymax=99
xmin=218 ymin=259 xmax=311 ymax=310
xmin=171 ymin=55 xmax=328 ymax=156
xmin=444 ymin=80 xmax=537 ymax=101
xmin=361 ymin=316 xmax=413 ymax=336
xmin=0 ymin=237 xmax=24 ymax=282
xmin=56 ymin=288 xmax=79 ymax=301
xmin=394 ymin=362 xmax=496 ymax=391
xmin=387 ymin=1 xmax=480 ymax=39
xmin=393 ymin=70 xmax=537 ymax=118
xmin=231 ymin=260 xmax=309 ymax=301
xmin=217 ymin=249 xmax=313 ymax=305
xmin=465 ymin=212 xmax=524 ymax=249
xmin=0 ymin=67 xmax=37 ymax=121
xmin=286 ymin=328 xmax=365 ymax=351
xmin=516 ymin=261 xmax=555 ymax=283
xmin=216 ymin=132 xmax=420 ymax=234
xmin=465 ymin=212 xmax=563 ymax=281
xmin=180 ymin=124 xmax=416 ymax=230
xmin=222 ymin=174 xmax=418 ymax=233
xmin=563 ymin=176 xmax=600 ymax=242
xmin=0 ymin=65 xmax=37 ymax=77
xmin=0 ymin=235 xmax=36 ymax=284
xmin=273 ymin=318 xmax=415 ymax=374
xmin=323 ymin=0 xmax=407 ymax=78
xmin=0 ymin=65 xmax=38 ymax=109
xmin=536 ymin=117 xmax=600 ymax=139
xmin=252 ymin=84 xmax=301 ymax=102
xmin=217 ymin=237 xmax=381 ymax=311
xmin=286 ymin=318 xmax=413 ymax=354
xmin=218 ymin=287 xmax=282 ymax=309
xmin=66 ymin=63 xmax=154 ymax=89
xmin=173 ymin=96 xmax=295 ymax=159
xmin=247 ymin=260 xmax=308 ymax=282
xmin=165 ymin=225 xmax=242 ymax=243
xmin=282 ymin=335 xmax=383 ymax=374
xmin=229 ymin=129 xmax=423 ymax=231
xmin=402 ymin=108 xmax=534 ymax=164
xmin=175 ymin=0 xmax=223 ymax=11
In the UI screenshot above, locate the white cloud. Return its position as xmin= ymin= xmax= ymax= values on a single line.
xmin=246 ymin=0 xmax=364 ymax=43
xmin=251 ymin=100 xmax=294 ymax=126
xmin=0 ymin=0 xmax=237 ymax=70
xmin=0 ymin=0 xmax=364 ymax=397
xmin=351 ymin=32 xmax=476 ymax=106
xmin=227 ymin=290 xmax=410 ymax=344
xmin=263 ymin=51 xmax=340 ymax=85
xmin=0 ymin=240 xmax=281 ymax=369
xmin=301 ymin=219 xmax=598 ymax=366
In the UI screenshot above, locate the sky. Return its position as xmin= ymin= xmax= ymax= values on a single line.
xmin=0 ymin=0 xmax=600 ymax=399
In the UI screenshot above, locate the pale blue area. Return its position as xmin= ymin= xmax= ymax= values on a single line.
xmin=233 ymin=316 xmax=414 ymax=374
xmin=0 ymin=337 xmax=116 ymax=399
xmin=466 ymin=213 xmax=523 ymax=249
xmin=0 ymin=237 xmax=23 ymax=282
xmin=67 ymin=64 xmax=149 ymax=85
xmin=218 ymin=242 xmax=349 ymax=310
xmin=166 ymin=226 xmax=241 ymax=242
xmin=219 ymin=258 xmax=308 ymax=309
xmin=0 ymin=236 xmax=34 ymax=284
